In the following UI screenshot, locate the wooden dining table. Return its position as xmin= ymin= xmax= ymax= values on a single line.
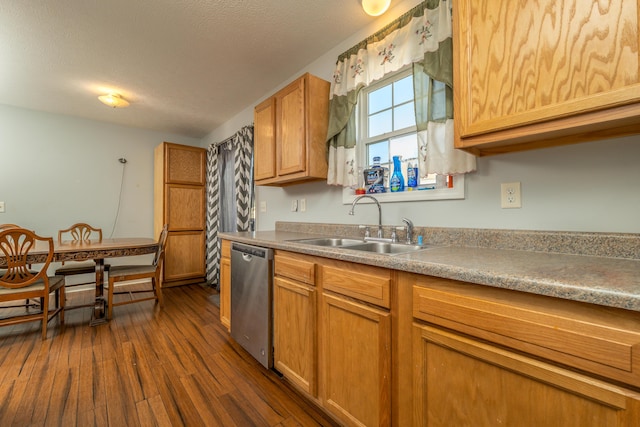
xmin=0 ymin=237 xmax=158 ymax=325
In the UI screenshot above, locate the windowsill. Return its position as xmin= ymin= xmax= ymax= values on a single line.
xmin=342 ymin=175 xmax=465 ymax=204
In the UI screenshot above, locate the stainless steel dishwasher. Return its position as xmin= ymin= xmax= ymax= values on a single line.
xmin=230 ymin=242 xmax=273 ymax=369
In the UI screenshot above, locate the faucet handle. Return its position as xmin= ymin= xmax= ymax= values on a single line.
xmin=358 ymin=225 xmax=371 ymax=238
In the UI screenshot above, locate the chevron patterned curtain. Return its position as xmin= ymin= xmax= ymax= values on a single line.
xmin=205 ymin=125 xmax=254 ymax=288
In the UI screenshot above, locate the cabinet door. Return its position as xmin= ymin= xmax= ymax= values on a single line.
xmin=273 ymin=277 xmax=317 ymax=396
xmin=164 ymin=231 xmax=205 ymax=282
xmin=165 ymin=184 xmax=205 ymax=230
xmin=413 ymin=324 xmax=640 ymax=427
xmin=277 ymin=77 xmax=306 ymax=176
xmin=321 ymin=293 xmax=391 ymax=427
xmin=454 ymin=0 xmax=640 ymax=154
xmin=254 ymin=97 xmax=276 ymax=181
xmin=220 ymin=257 xmax=231 ymax=331
xmin=165 ymin=143 xmax=206 ymax=185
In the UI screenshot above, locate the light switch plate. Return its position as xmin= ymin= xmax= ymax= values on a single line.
xmin=0 ymin=201 xmax=5 ymax=213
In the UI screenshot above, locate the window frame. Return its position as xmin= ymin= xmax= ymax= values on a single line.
xmin=342 ymin=67 xmax=465 ymax=204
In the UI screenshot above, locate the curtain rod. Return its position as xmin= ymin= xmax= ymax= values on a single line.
xmin=211 ymin=124 xmax=254 ymax=148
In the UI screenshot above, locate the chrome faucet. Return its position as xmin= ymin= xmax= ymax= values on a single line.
xmin=402 ymin=217 xmax=414 ymax=244
xmin=349 ymin=195 xmax=383 ymax=238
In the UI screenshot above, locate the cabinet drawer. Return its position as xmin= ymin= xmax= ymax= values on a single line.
xmin=320 ymin=262 xmax=390 ymax=309
xmin=275 ymin=253 xmax=315 ymax=285
xmin=412 ymin=277 xmax=640 ymax=388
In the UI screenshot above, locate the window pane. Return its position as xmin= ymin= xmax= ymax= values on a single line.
xmin=367 ymin=141 xmax=389 ymax=166
xmin=389 ymin=134 xmax=418 ymax=163
xmin=393 ymin=75 xmax=413 ymax=105
xmin=368 ymin=85 xmax=392 ymax=114
xmin=393 ymin=102 xmax=415 ymax=130
xmin=368 ymin=110 xmax=392 ymax=137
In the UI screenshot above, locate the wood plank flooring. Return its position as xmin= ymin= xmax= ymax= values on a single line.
xmin=0 ymin=285 xmax=339 ymax=427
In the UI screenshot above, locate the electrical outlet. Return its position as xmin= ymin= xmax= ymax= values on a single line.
xmin=0 ymin=201 xmax=4 ymax=213
xmin=260 ymin=201 xmax=267 ymax=213
xmin=501 ymin=182 xmax=522 ymax=208
xmin=291 ymin=199 xmax=298 ymax=212
xmin=299 ymin=198 xmax=306 ymax=212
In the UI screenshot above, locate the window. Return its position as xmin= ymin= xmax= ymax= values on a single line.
xmin=343 ymin=67 xmax=465 ymax=204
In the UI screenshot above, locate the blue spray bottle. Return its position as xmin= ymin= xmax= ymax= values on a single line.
xmin=390 ymin=156 xmax=405 ymax=192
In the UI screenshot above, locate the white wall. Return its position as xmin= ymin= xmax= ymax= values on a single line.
xmin=203 ymin=0 xmax=640 ymax=234
xmin=0 ymin=104 xmax=201 ymax=238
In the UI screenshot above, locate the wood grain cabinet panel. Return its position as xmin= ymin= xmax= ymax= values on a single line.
xmin=412 ymin=324 xmax=640 ymax=427
xmin=320 ymin=293 xmax=391 ymax=427
xmin=412 ymin=277 xmax=640 ymax=389
xmin=254 ymin=73 xmax=330 ymax=186
xmin=274 ymin=253 xmax=315 ymax=285
xmin=320 ymin=261 xmax=391 ymax=309
xmin=254 ymin=97 xmax=276 ymax=181
xmin=165 ymin=185 xmax=205 ymax=230
xmin=165 ymin=143 xmax=206 ymax=184
xmin=154 ymin=142 xmax=206 ymax=287
xmin=273 ymin=276 xmax=317 ymax=396
xmin=163 ymin=231 xmax=206 ymax=282
xmin=219 ymin=240 xmax=231 ymax=331
xmin=454 ymin=0 xmax=640 ymax=155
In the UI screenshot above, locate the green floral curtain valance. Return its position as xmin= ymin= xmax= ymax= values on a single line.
xmin=326 ymin=0 xmax=475 ymax=187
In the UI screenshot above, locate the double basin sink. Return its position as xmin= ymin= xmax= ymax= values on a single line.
xmin=290 ymin=237 xmax=427 ymax=255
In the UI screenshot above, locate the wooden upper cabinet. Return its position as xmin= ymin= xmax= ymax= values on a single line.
xmin=254 ymin=73 xmax=330 ymax=186
xmin=454 ymin=0 xmax=640 ymax=155
xmin=277 ymin=78 xmax=306 ymax=176
xmin=254 ymin=97 xmax=276 ymax=181
xmin=164 ymin=143 xmax=206 ymax=185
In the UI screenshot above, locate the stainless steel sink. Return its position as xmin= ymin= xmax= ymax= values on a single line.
xmin=290 ymin=237 xmax=366 ymax=247
xmin=290 ymin=237 xmax=427 ymax=255
xmin=343 ymin=242 xmax=426 ymax=255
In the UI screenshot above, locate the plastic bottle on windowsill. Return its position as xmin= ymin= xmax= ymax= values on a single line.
xmin=390 ymin=156 xmax=405 ymax=192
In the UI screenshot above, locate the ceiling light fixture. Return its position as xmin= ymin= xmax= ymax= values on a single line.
xmin=361 ymin=0 xmax=391 ymax=16
xmin=98 ymin=93 xmax=130 ymax=108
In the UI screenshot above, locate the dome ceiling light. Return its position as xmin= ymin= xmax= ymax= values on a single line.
xmin=361 ymin=0 xmax=391 ymax=16
xmin=98 ymin=93 xmax=130 ymax=108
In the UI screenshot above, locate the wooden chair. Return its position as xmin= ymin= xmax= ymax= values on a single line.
xmin=0 ymin=227 xmax=65 ymax=339
xmin=1 ymin=223 xmax=40 ymax=309
xmin=55 ymin=223 xmax=110 ymax=290
xmin=107 ymin=225 xmax=168 ymax=320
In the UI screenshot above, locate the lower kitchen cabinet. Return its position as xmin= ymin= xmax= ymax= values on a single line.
xmin=413 ymin=323 xmax=640 ymax=426
xmin=164 ymin=231 xmax=206 ymax=285
xmin=273 ymin=251 xmax=318 ymax=398
xmin=273 ymin=276 xmax=317 ymax=396
xmin=321 ymin=293 xmax=391 ymax=427
xmin=219 ymin=239 xmax=231 ymax=331
xmin=273 ymin=250 xmax=392 ymax=426
xmin=252 ymin=247 xmax=640 ymax=426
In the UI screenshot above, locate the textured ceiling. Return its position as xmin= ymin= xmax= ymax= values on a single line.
xmin=0 ymin=0 xmax=376 ymax=138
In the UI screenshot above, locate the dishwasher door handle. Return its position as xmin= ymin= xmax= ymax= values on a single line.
xmin=241 ymin=253 xmax=253 ymax=262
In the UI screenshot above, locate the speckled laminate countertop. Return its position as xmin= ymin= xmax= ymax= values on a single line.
xmin=219 ymin=223 xmax=640 ymax=313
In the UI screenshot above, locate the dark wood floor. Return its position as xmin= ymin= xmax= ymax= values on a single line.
xmin=0 ymin=285 xmax=339 ymax=427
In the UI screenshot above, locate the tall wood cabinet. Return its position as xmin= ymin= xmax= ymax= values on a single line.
xmin=154 ymin=142 xmax=206 ymax=287
xmin=454 ymin=0 xmax=640 ymax=155
xmin=254 ymin=73 xmax=330 ymax=186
